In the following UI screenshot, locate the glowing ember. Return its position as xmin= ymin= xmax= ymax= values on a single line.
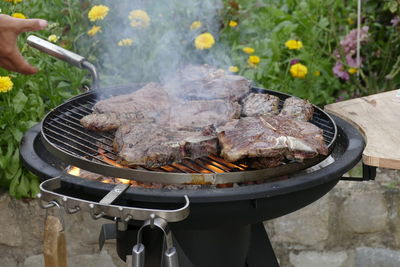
xmin=68 ymin=166 xmax=81 ymax=176
xmin=116 ymin=178 xmax=131 ymax=184
xmin=98 ymin=148 xmax=126 ymax=168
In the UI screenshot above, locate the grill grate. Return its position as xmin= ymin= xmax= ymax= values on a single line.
xmin=41 ymin=87 xmax=337 ymax=183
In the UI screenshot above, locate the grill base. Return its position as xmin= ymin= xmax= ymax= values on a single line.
xmin=116 ymin=222 xmax=278 ymax=267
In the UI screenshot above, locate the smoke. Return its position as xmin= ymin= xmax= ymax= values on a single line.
xmin=90 ymin=0 xmax=230 ymax=87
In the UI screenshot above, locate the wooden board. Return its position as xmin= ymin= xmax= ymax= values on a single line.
xmin=325 ymin=90 xmax=400 ymax=169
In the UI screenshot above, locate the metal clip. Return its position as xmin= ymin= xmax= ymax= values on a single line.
xmin=44 ymin=200 xmax=65 ymax=232
xmin=62 ymin=197 xmax=81 ymax=214
xmin=89 ymin=203 xmax=105 ymax=220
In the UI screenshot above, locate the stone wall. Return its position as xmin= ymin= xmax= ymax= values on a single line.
xmin=0 ymin=168 xmax=399 ymax=267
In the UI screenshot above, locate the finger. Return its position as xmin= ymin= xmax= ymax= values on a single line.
xmin=0 ymin=57 xmax=18 ymax=72
xmin=12 ymin=18 xmax=48 ymax=33
xmin=6 ymin=51 xmax=38 ymax=74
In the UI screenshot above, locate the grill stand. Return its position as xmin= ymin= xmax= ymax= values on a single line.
xmin=112 ymin=221 xmax=279 ymax=267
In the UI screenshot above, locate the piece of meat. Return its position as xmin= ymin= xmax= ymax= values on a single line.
xmin=169 ymin=99 xmax=242 ymax=129
xmin=241 ymin=93 xmax=280 ymax=117
xmin=93 ymin=82 xmax=171 ymax=114
xmin=244 ymin=156 xmax=284 ymax=169
xmin=80 ymin=83 xmax=172 ymax=131
xmin=167 ymin=65 xmax=251 ymax=101
xmin=217 ymin=117 xmax=288 ymax=162
xmin=217 ymin=115 xmax=328 ymax=163
xmin=80 ymin=113 xmax=154 ymax=132
xmin=113 ymin=123 xmax=218 ymax=168
xmin=279 ymin=96 xmax=314 ymax=121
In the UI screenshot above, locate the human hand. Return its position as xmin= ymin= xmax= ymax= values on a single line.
xmin=0 ymin=14 xmax=48 ymax=75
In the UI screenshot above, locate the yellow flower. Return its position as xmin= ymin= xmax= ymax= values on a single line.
xmin=247 ymin=56 xmax=260 ymax=67
xmin=242 ymin=47 xmax=255 ymax=54
xmin=348 ymin=68 xmax=358 ymax=74
xmin=129 ymin=10 xmax=150 ymax=28
xmin=313 ymin=71 xmax=321 ymax=76
xmin=4 ymin=0 xmax=22 ymax=3
xmin=87 ymin=25 xmax=102 ymax=36
xmin=290 ymin=63 xmax=308 ymax=78
xmin=190 ymin=21 xmax=202 ymax=30
xmin=0 ymin=76 xmax=13 ymax=93
xmin=285 ymin=40 xmax=303 ymax=50
xmin=88 ymin=5 xmax=109 ymax=22
xmin=47 ymin=34 xmax=59 ymax=43
xmin=229 ymin=66 xmax=239 ymax=73
xmin=229 ymin=20 xmax=238 ymax=27
xmin=347 ymin=17 xmax=355 ymax=25
xmin=11 ymin=12 xmax=26 ymax=19
xmin=194 ymin=32 xmax=215 ymax=50
xmin=118 ymin=38 xmax=133 ymax=47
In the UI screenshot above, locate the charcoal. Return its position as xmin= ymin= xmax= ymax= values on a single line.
xmin=279 ymin=96 xmax=314 ymax=121
xmin=241 ymin=93 xmax=280 ymax=117
xmin=217 ymin=115 xmax=328 ymax=163
xmin=113 ymin=122 xmax=218 ymax=168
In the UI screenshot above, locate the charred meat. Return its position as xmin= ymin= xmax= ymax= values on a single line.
xmin=217 ymin=115 xmax=328 ymax=163
xmin=279 ymin=96 xmax=314 ymax=121
xmin=241 ymin=93 xmax=280 ymax=117
xmin=113 ymin=123 xmax=218 ymax=168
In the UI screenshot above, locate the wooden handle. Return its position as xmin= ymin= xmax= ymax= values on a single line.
xmin=43 ymin=215 xmax=67 ymax=267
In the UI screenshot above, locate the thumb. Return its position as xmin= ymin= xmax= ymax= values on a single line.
xmin=14 ymin=18 xmax=48 ymax=33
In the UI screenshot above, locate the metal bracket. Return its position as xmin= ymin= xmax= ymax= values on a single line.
xmin=38 ymin=176 xmax=190 ymax=222
xmin=340 ymin=163 xmax=377 ymax=181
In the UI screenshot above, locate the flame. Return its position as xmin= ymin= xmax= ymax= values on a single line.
xmin=68 ymin=166 xmax=81 ymax=176
xmin=98 ymin=148 xmax=127 ymax=168
xmin=116 ymin=178 xmax=131 ymax=184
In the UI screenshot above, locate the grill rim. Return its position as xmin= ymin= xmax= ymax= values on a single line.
xmin=39 ymin=86 xmax=338 ymax=184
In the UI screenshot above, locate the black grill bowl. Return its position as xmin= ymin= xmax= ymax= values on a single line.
xmin=20 ymin=114 xmax=364 ymax=229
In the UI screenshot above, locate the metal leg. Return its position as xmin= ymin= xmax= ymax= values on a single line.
xmin=246 ymin=223 xmax=280 ymax=267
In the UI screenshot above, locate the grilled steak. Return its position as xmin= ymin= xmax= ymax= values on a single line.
xmin=93 ymin=82 xmax=171 ymax=114
xmin=80 ymin=113 xmax=154 ymax=132
xmin=279 ymin=96 xmax=314 ymax=121
xmin=217 ymin=115 xmax=328 ymax=163
xmin=167 ymin=65 xmax=251 ymax=101
xmin=80 ymin=83 xmax=172 ymax=131
xmin=169 ymin=99 xmax=241 ymax=129
xmin=245 ymin=156 xmax=284 ymax=169
xmin=241 ymin=93 xmax=280 ymax=117
xmin=113 ymin=123 xmax=218 ymax=168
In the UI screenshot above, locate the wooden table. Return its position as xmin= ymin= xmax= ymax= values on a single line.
xmin=325 ymin=89 xmax=400 ymax=170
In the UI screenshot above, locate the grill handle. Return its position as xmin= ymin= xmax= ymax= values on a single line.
xmin=27 ymin=35 xmax=99 ymax=89
xmin=38 ymin=176 xmax=190 ymax=223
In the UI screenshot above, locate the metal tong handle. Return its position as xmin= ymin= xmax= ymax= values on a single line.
xmin=27 ymin=35 xmax=99 ymax=89
xmin=133 ymin=216 xmax=179 ymax=267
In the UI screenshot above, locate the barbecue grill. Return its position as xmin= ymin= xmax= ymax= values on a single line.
xmin=20 ymin=36 xmax=366 ymax=267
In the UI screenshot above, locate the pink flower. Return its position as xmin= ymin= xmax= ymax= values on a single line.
xmin=391 ymin=16 xmax=400 ymax=27
xmin=333 ymin=62 xmax=349 ymax=81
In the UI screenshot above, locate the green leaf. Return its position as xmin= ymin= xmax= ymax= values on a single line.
xmin=388 ymin=1 xmax=398 ymax=13
xmin=12 ymin=91 xmax=28 ymax=114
